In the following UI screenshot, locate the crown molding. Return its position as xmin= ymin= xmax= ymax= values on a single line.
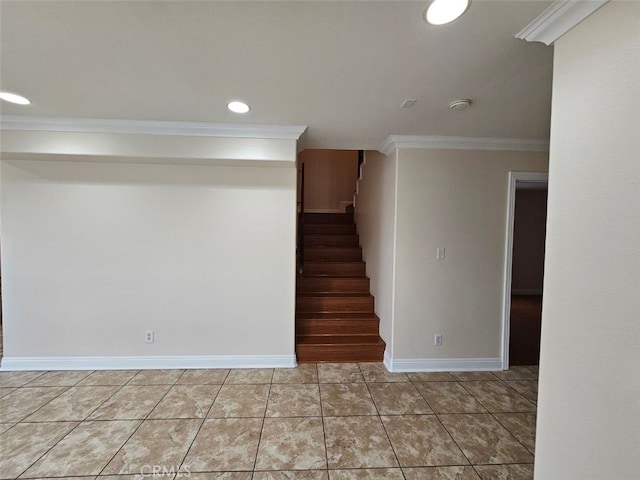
xmin=516 ymin=0 xmax=609 ymax=46
xmin=381 ymin=135 xmax=549 ymax=156
xmin=0 ymin=115 xmax=307 ymax=141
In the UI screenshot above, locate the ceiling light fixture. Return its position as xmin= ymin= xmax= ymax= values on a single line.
xmin=227 ymin=101 xmax=250 ymax=114
xmin=449 ymin=99 xmax=472 ymax=111
xmin=0 ymin=91 xmax=31 ymax=105
xmin=424 ymin=0 xmax=471 ymax=25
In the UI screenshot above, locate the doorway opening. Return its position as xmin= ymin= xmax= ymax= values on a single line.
xmin=502 ymin=172 xmax=548 ymax=369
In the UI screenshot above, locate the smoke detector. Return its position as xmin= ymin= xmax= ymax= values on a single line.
xmin=449 ymin=99 xmax=472 ymax=111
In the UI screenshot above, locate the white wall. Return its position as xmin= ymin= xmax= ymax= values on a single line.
xmin=355 ymin=146 xmax=548 ymax=370
xmin=534 ymin=3 xmax=640 ymax=479
xmin=354 ymin=150 xmax=398 ymax=358
xmin=393 ymin=149 xmax=548 ymax=364
xmin=1 ymin=158 xmax=297 ymax=367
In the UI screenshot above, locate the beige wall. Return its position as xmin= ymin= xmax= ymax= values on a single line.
xmin=1 ymin=158 xmax=297 ymax=366
xmin=534 ymin=3 xmax=640 ymax=479
xmin=354 ymin=150 xmax=398 ymax=356
xmin=300 ymin=149 xmax=358 ymax=212
xmin=356 ymin=146 xmax=548 ymax=368
xmin=512 ymin=189 xmax=547 ymax=293
xmin=393 ymin=149 xmax=548 ymax=362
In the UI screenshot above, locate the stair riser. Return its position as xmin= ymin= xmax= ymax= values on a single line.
xmin=297 ymin=277 xmax=370 ymax=293
xmin=296 ymin=319 xmax=379 ymax=335
xmin=302 ymin=262 xmax=366 ymax=276
xmin=296 ymin=296 xmax=374 ymax=313
xmin=304 ymin=224 xmax=356 ymax=235
xmin=296 ymin=344 xmax=385 ymax=363
xmin=304 ymin=213 xmax=353 ymax=224
xmin=304 ymin=248 xmax=362 ymax=262
xmin=304 ymin=235 xmax=359 ymax=247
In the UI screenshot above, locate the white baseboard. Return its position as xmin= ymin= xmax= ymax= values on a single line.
xmin=384 ymin=356 xmax=502 ymax=373
xmin=0 ymin=355 xmax=297 ymax=371
xmin=511 ymin=289 xmax=543 ymax=295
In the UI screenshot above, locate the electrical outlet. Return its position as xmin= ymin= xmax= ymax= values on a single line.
xmin=434 ymin=333 xmax=443 ymax=346
xmin=144 ymin=330 xmax=154 ymax=343
xmin=436 ymin=247 xmax=446 ymax=260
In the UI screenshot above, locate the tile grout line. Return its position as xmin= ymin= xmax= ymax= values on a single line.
xmin=462 ymin=379 xmax=537 ymax=460
xmin=12 ymin=369 xmax=96 ymax=422
xmin=309 ymin=363 xmax=331 ymax=479
xmin=440 ymin=369 xmax=539 ymax=475
xmin=408 ymin=374 xmax=496 ymax=473
xmin=8 ymin=371 xmax=103 ymax=479
xmin=250 ymin=376 xmax=272 ymax=473
xmin=95 ymin=372 xmax=184 ymax=477
xmin=409 ymin=373 xmax=478 ymax=470
xmin=177 ymin=369 xmax=229 ymax=475
xmin=358 ymin=364 xmax=407 ymax=479
xmin=499 ymin=375 xmax=539 ymax=405
xmin=2 ymin=370 xmax=47 ymax=388
xmin=433 ymin=410 xmax=477 ymax=471
xmin=13 ymin=420 xmax=84 ymax=480
xmin=314 ymin=364 xmax=332 ymax=477
xmin=406 ymin=374 xmax=437 ymax=415
xmin=457 ymin=379 xmax=536 ymax=415
xmin=489 ymin=411 xmax=537 ymax=458
xmin=10 ymin=370 xmax=100 ymax=479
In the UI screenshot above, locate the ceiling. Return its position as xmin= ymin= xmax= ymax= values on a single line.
xmin=0 ymin=1 xmax=554 ymax=150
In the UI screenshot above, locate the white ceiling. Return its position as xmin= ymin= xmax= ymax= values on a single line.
xmin=0 ymin=0 xmax=554 ymax=150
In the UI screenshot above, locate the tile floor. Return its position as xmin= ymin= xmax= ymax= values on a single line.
xmin=0 ymin=363 xmax=539 ymax=480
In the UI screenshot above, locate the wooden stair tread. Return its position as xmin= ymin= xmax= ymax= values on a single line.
xmin=302 ymin=262 xmax=366 ymax=277
xmin=303 ymin=262 xmax=365 ymax=267
xmin=305 ymin=233 xmax=358 ymax=236
xmin=296 ymin=312 xmax=379 ymax=320
xmin=304 ymin=213 xmax=353 ymax=224
xmin=304 ymin=245 xmax=360 ymax=248
xmin=304 ymin=261 xmax=364 ymax=263
xmin=304 ymin=234 xmax=359 ymax=238
xmin=304 ymin=246 xmax=361 ymax=260
xmin=304 ymin=224 xmax=356 ymax=234
xmin=296 ymin=334 xmax=385 ymax=345
xmin=298 ymin=275 xmax=367 ymax=279
xmin=296 ymin=292 xmax=372 ymax=298
xmin=296 ymin=315 xmax=380 ymax=336
xmin=305 ymin=235 xmax=360 ymax=247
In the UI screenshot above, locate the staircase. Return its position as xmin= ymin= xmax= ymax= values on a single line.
xmin=296 ymin=211 xmax=386 ymax=362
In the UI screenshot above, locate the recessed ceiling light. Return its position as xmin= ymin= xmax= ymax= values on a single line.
xmin=0 ymin=91 xmax=31 ymax=105
xmin=424 ymin=0 xmax=471 ymax=25
xmin=227 ymin=101 xmax=250 ymax=114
